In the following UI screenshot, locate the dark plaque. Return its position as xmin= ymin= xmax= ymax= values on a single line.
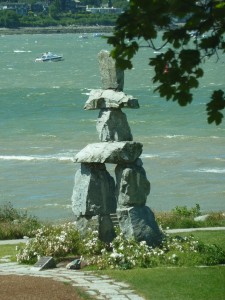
xmin=33 ymin=256 xmax=56 ymax=270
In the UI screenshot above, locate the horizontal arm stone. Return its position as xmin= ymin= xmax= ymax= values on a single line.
xmin=74 ymin=141 xmax=143 ymax=164
xmin=84 ymin=89 xmax=139 ymax=110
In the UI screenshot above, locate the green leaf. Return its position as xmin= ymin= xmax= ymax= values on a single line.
xmin=106 ymin=0 xmax=225 ymax=125
xmin=206 ymin=90 xmax=225 ymax=125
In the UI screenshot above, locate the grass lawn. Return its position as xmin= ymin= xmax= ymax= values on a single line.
xmin=98 ymin=231 xmax=225 ymax=299
xmin=100 ymin=266 xmax=225 ymax=300
xmin=0 ymin=244 xmax=19 ymax=261
xmin=171 ymin=230 xmax=225 ymax=250
xmin=0 ymin=230 xmax=225 ymax=299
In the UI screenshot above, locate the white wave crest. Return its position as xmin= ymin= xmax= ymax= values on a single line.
xmin=141 ymin=154 xmax=159 ymax=159
xmin=195 ymin=168 xmax=225 ymax=174
xmin=165 ymin=135 xmax=186 ymax=139
xmin=215 ymin=157 xmax=225 ymax=162
xmin=44 ymin=203 xmax=72 ymax=208
xmin=0 ymin=155 xmax=74 ymax=162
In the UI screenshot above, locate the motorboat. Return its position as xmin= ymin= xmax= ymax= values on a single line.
xmin=35 ymin=52 xmax=63 ymax=62
xmin=93 ymin=33 xmax=103 ymax=37
xmin=79 ymin=34 xmax=88 ymax=39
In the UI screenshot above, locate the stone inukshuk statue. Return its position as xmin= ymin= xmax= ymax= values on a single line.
xmin=71 ymin=50 xmax=163 ymax=246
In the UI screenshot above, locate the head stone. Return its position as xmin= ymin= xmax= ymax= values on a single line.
xmin=98 ymin=50 xmax=124 ymax=91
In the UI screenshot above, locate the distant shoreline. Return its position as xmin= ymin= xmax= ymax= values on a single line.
xmin=0 ymin=26 xmax=114 ymax=35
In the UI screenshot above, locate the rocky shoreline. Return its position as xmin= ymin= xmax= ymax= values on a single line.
xmin=0 ymin=26 xmax=113 ymax=35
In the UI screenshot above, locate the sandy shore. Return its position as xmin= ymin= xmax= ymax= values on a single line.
xmin=0 ymin=26 xmax=113 ymax=35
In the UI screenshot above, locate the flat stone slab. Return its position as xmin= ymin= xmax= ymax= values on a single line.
xmin=84 ymin=89 xmax=139 ymax=110
xmin=74 ymin=142 xmax=143 ymax=164
xmin=33 ymin=256 xmax=56 ymax=271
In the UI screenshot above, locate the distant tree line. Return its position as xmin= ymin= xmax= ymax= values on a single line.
xmin=0 ymin=0 xmax=128 ymax=28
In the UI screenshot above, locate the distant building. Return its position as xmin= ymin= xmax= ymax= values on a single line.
xmin=74 ymin=0 xmax=87 ymax=12
xmin=0 ymin=3 xmax=29 ymax=16
xmin=86 ymin=7 xmax=123 ymax=14
xmin=31 ymin=2 xmax=49 ymax=14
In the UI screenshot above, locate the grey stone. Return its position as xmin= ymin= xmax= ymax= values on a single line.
xmin=74 ymin=142 xmax=142 ymax=164
xmin=115 ymin=161 xmax=150 ymax=207
xmin=74 ymin=215 xmax=116 ymax=243
xmin=84 ymin=89 xmax=139 ymax=110
xmin=117 ymin=206 xmax=164 ymax=247
xmin=66 ymin=259 xmax=81 ymax=270
xmin=98 ymin=49 xmax=124 ymax=91
xmin=71 ymin=163 xmax=116 ymax=216
xmin=99 ymin=215 xmax=117 ymax=243
xmin=96 ymin=108 xmax=133 ymax=142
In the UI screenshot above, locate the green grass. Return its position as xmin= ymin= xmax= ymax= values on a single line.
xmin=171 ymin=230 xmax=225 ymax=250
xmin=1 ymin=231 xmax=225 ymax=300
xmin=96 ymin=230 xmax=225 ymax=299
xmin=99 ymin=266 xmax=225 ymax=300
xmin=0 ymin=244 xmax=20 ymax=262
xmin=156 ymin=210 xmax=225 ymax=229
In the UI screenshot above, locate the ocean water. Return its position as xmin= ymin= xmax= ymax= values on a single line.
xmin=0 ymin=33 xmax=224 ymax=221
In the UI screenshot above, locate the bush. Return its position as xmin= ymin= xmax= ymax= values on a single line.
xmin=0 ymin=202 xmax=41 ymax=240
xmin=16 ymin=223 xmax=82 ymax=264
xmin=87 ymin=232 xmax=225 ymax=269
xmin=16 ymin=225 xmax=225 ymax=269
xmin=156 ymin=204 xmax=225 ymax=229
xmin=0 ymin=202 xmax=26 ymax=222
xmin=172 ymin=204 xmax=201 ymax=217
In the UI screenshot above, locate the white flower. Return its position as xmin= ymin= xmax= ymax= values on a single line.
xmin=110 ymin=252 xmax=124 ymax=259
xmin=140 ymin=241 xmax=147 ymax=246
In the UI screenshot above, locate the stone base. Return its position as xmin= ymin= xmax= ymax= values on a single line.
xmin=117 ymin=206 xmax=164 ymax=247
xmin=74 ymin=215 xmax=116 ymax=243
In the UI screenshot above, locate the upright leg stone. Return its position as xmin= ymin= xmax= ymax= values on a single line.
xmin=74 ymin=215 xmax=116 ymax=244
xmin=115 ymin=159 xmax=150 ymax=207
xmin=71 ymin=163 xmax=116 ymax=217
xmin=117 ymin=206 xmax=164 ymax=247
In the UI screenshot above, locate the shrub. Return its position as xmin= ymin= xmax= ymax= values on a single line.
xmin=0 ymin=202 xmax=26 ymax=222
xmin=86 ymin=231 xmax=225 ymax=269
xmin=16 ymin=223 xmax=82 ymax=264
xmin=172 ymin=204 xmax=201 ymax=217
xmin=17 ymin=223 xmax=225 ymax=269
xmin=156 ymin=204 xmax=225 ymax=229
xmin=0 ymin=202 xmax=41 ymax=240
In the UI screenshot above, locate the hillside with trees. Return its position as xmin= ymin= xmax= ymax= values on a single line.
xmin=0 ymin=0 xmax=128 ymax=28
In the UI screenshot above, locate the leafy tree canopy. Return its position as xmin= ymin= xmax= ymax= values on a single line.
xmin=107 ymin=0 xmax=225 ymax=125
xmin=0 ymin=10 xmax=20 ymax=28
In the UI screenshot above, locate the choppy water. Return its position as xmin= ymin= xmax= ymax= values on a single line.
xmin=0 ymin=33 xmax=224 ymax=221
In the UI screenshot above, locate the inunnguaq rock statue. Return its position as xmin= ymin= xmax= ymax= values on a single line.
xmin=71 ymin=50 xmax=163 ymax=247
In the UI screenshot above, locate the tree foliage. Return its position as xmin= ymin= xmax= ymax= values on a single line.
xmin=107 ymin=0 xmax=225 ymax=125
xmin=0 ymin=10 xmax=20 ymax=28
